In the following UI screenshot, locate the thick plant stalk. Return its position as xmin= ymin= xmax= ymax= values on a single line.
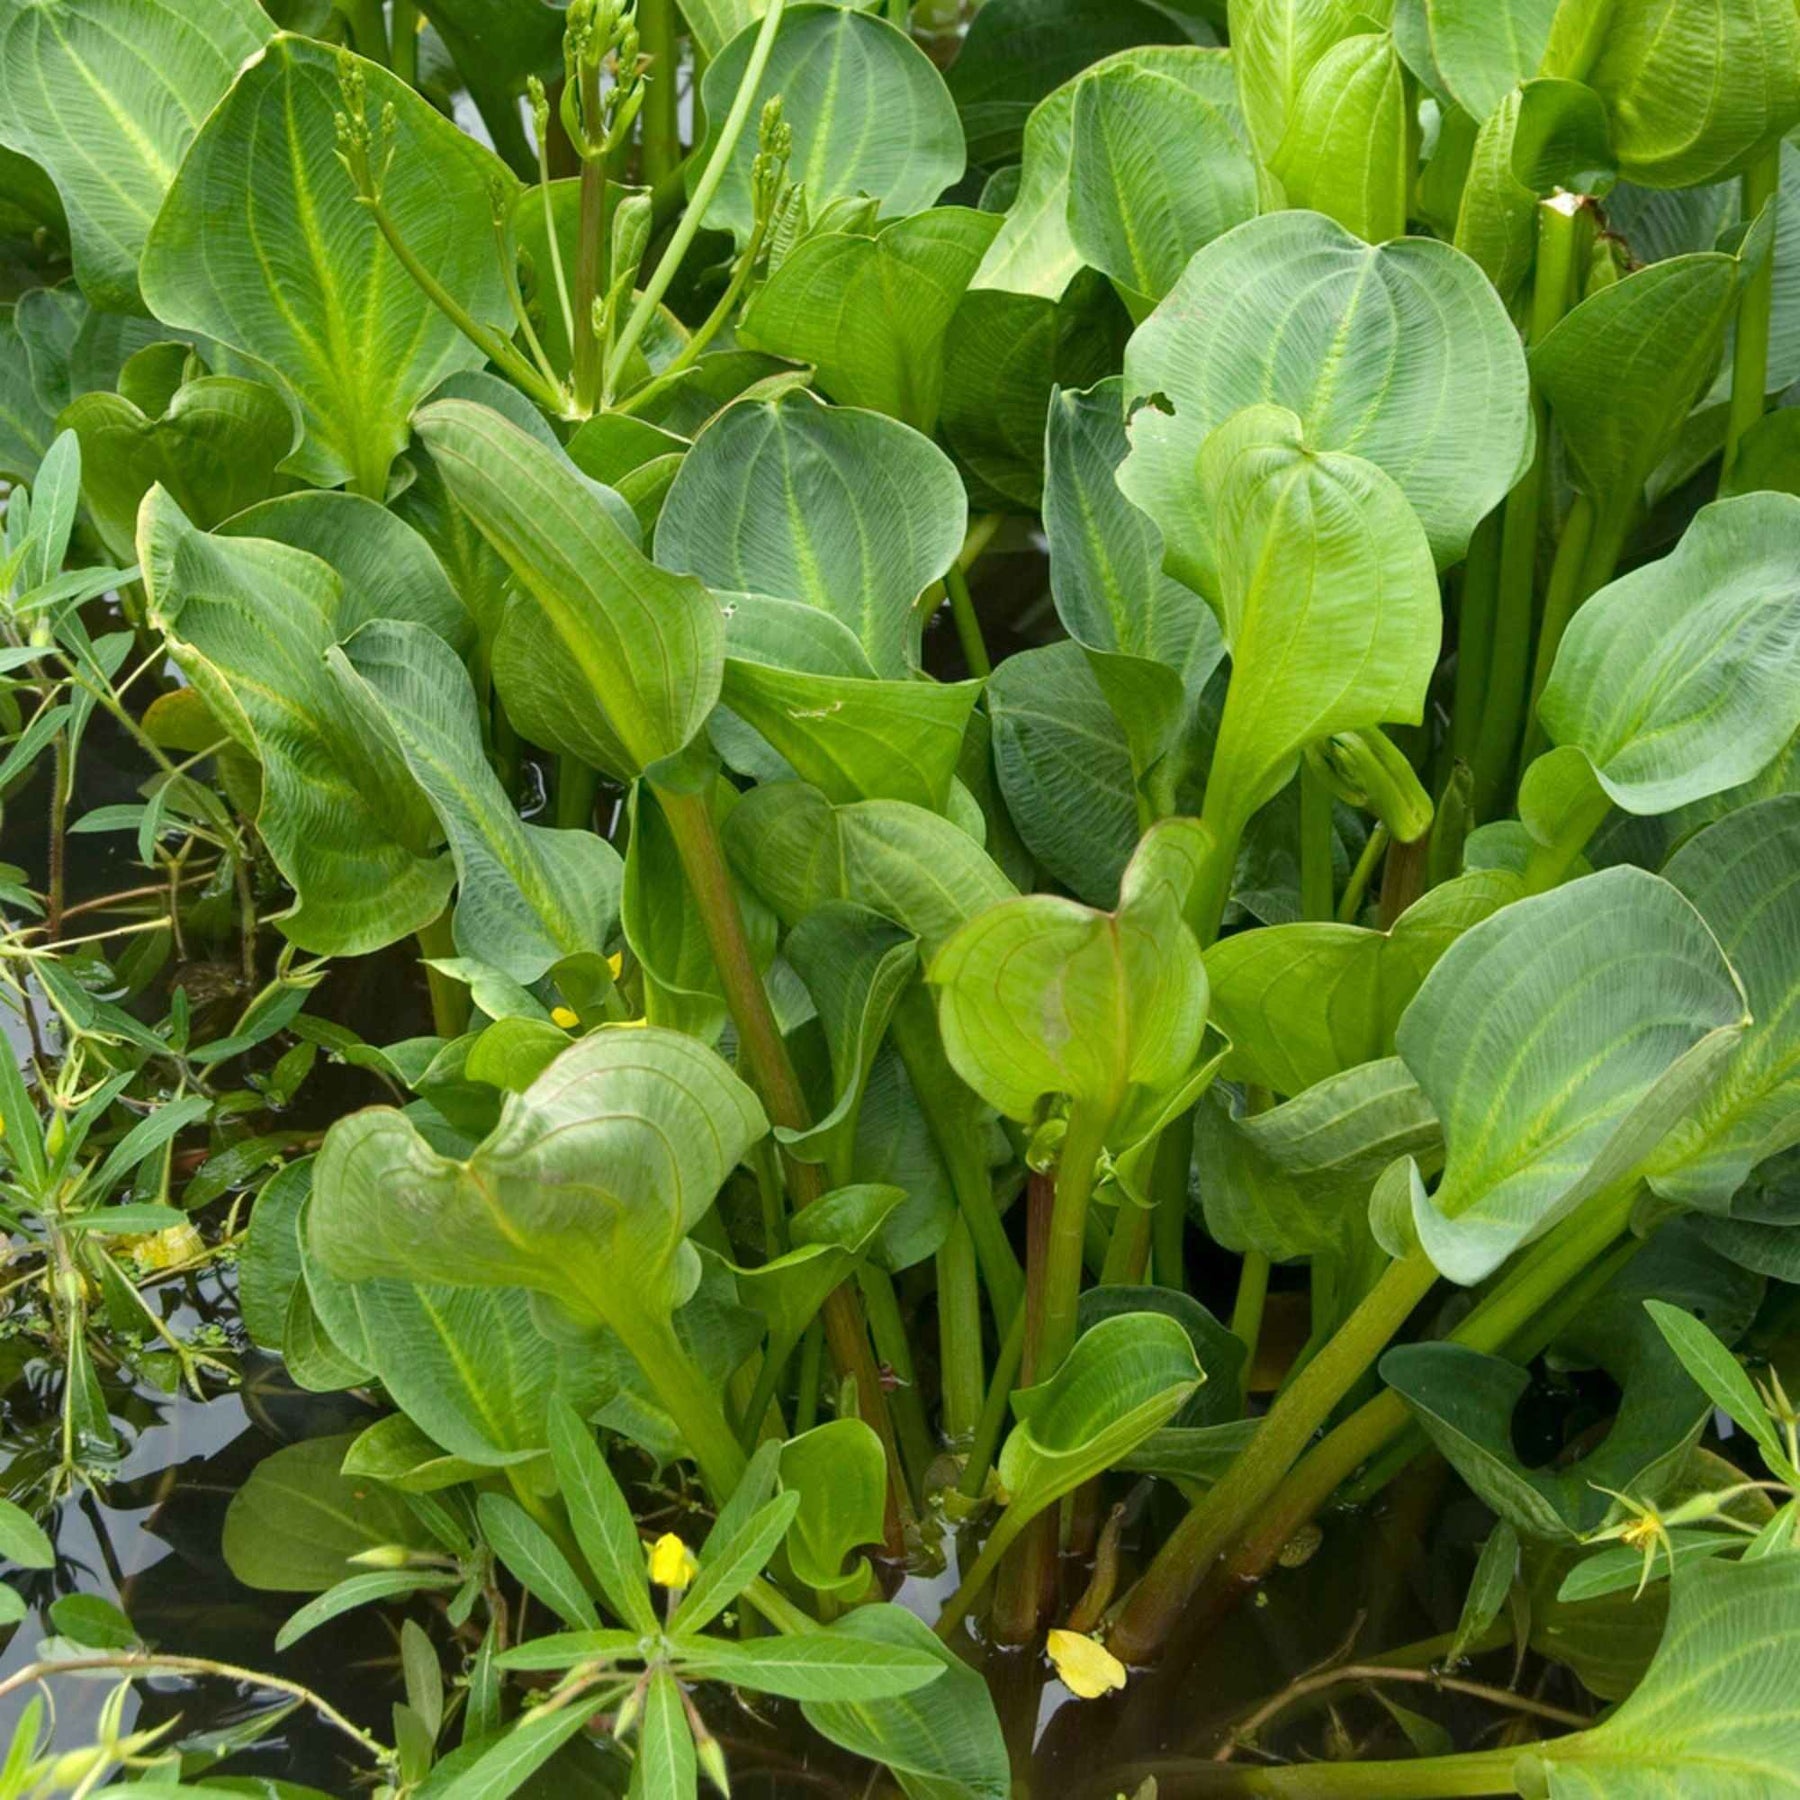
xmin=1720 ymin=145 xmax=1783 ymax=488
xmin=650 ymin=779 xmax=914 ymax=1539
xmin=415 ymin=909 xmax=470 ymax=1039
xmin=571 ymin=51 xmax=610 ymax=413
xmin=938 ymin=1217 xmax=985 ymax=1445
xmin=638 ymin=0 xmax=682 ymax=188
xmin=1108 ymin=1249 xmax=1439 ymax=1664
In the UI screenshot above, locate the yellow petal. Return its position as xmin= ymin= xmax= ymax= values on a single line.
xmin=648 ymin=1532 xmax=699 ymax=1590
xmin=551 ymin=1006 xmax=580 ymax=1029
xmin=607 ymin=952 xmax=624 ymax=978
xmin=1046 ymin=1629 xmax=1127 ymax=1700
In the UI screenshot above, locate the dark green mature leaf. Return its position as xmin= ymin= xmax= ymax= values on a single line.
xmin=1650 ymin=797 xmax=1800 ymax=1211
xmin=1517 ymin=1556 xmax=1800 ymax=1796
xmin=676 ymin=1623 xmax=944 ymax=1702
xmin=275 ymin=1569 xmax=462 ymax=1652
xmin=1645 ymin=1300 xmax=1800 ymax=1483
xmin=696 ymin=6 xmax=964 ymax=242
xmin=740 ymin=209 xmax=999 ymax=433
xmin=1538 ymin=494 xmax=1800 ymax=817
xmin=0 ymin=0 xmax=272 ymax=311
xmin=1121 ymin=211 xmax=1532 ymax=587
xmin=546 ymin=1396 xmax=659 ymax=1635
xmin=222 ymin=1434 xmax=435 ymax=1593
xmin=0 ymin=1496 xmax=52 ymax=1570
xmin=1396 ymin=868 xmax=1747 ymax=1283
xmin=477 ymin=1492 xmax=600 ymax=1630
xmin=802 ymin=1605 xmax=1010 ymax=1800
xmin=0 ymin=306 xmax=57 ymax=482
xmin=930 ymin=818 xmax=1211 ymax=1130
xmin=656 ymin=394 xmax=965 ymax=678
xmin=332 ymin=620 xmax=623 ymax=983
xmin=142 ymin=37 xmax=518 ymax=496
xmin=140 ymin=488 xmax=455 ymax=956
xmin=414 ymin=398 xmax=723 ymax=780
xmin=1067 ymin=49 xmax=1255 ymax=302
xmin=1191 ymin=404 xmax=1442 ymax=842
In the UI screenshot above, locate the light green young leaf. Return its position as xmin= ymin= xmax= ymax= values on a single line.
xmin=779 ymin=1418 xmax=886 ymax=1601
xmin=1193 ymin=404 xmax=1442 ymax=843
xmin=634 ymin=1668 xmax=697 ymax=1800
xmin=696 ymin=6 xmax=964 ymax=242
xmin=0 ymin=1497 xmax=52 ymax=1570
xmin=1538 ymin=494 xmax=1800 ymax=817
xmin=1646 ymin=1298 xmax=1800 ymax=1482
xmin=414 ymin=398 xmax=723 ymax=780
xmin=1121 ymin=211 xmax=1532 ymax=587
xmin=675 ymin=1626 xmax=944 ymax=1702
xmin=274 ymin=1569 xmax=462 ymax=1652
xmin=476 ymin=1492 xmax=600 ymax=1631
xmin=656 ymin=394 xmax=965 ymax=679
xmin=1396 ymin=868 xmax=1748 ymax=1283
xmin=739 ymin=209 xmax=999 ymax=433
xmin=546 ymin=1396 xmax=659 ymax=1636
xmin=1067 ymin=49 xmax=1256 ymax=302
xmin=929 ymin=817 xmax=1211 ymax=1129
xmin=142 ymin=36 xmax=518 ymax=496
xmin=341 ymin=1414 xmax=488 ymax=1494
xmin=1451 ymin=1520 xmax=1520 ymax=1663
xmin=971 ymin=82 xmax=1083 ymax=300
xmin=1650 ymin=797 xmax=1800 ymax=1210
xmin=331 ymin=620 xmax=623 ymax=984
xmin=1269 ymin=32 xmax=1411 ymax=245
xmin=669 ymin=1491 xmax=800 ymax=1635
xmin=1392 ymin=0 xmax=1559 ymax=123
xmin=140 ymin=488 xmax=454 ymax=956
xmin=0 ymin=0 xmax=272 ymax=311
xmin=1516 ymin=1556 xmax=1800 ymax=1796
xmin=1230 ymin=0 xmax=1369 ymax=170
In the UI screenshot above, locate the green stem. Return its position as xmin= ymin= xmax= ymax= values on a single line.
xmin=1109 ymin=1249 xmax=1438 ymax=1663
xmin=938 ymin=1218 xmax=984 ymax=1445
xmin=1152 ymin=1106 xmax=1194 ymax=1292
xmin=572 ymin=58 xmax=609 ymax=413
xmin=1101 ymin=1200 xmax=1153 ymax=1286
xmin=606 ymin=0 xmax=788 ymax=400
xmin=339 ymin=0 xmax=389 ymax=63
xmin=415 ymin=910 xmax=469 ymax=1039
xmin=944 ymin=562 xmax=992 ymax=679
xmin=1299 ymin=762 xmax=1335 ymax=922
xmin=859 ymin=1264 xmax=935 ymax=1497
xmin=1448 ymin=511 xmax=1501 ymax=771
xmin=1471 ymin=195 xmax=1580 ymax=821
xmin=392 ymin=0 xmax=419 ymax=86
xmin=556 ymin=756 xmax=601 ymax=831
xmin=1228 ymin=1250 xmax=1271 ymax=1406
xmin=794 ymin=1320 xmax=823 ymax=1434
xmin=639 ymin=0 xmax=682 ymax=188
xmin=612 ymin=1302 xmax=748 ymax=1501
xmin=1525 ymin=489 xmax=1632 ymax=758
xmin=739 ymin=1329 xmax=798 ymax=1451
xmin=958 ymin=1297 xmax=1026 ymax=1501
xmin=1039 ymin=1101 xmax=1111 ymax=1378
xmin=1721 ymin=145 xmax=1782 ymax=489
xmin=1336 ymin=824 xmax=1388 ymax=924
xmin=1112 ymin=1745 xmax=1524 ymax=1797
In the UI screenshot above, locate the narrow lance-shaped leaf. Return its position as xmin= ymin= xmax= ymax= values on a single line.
xmin=141 ymin=36 xmax=520 ymax=496
xmin=414 ymin=398 xmax=723 ymax=781
xmin=330 ymin=620 xmax=623 ymax=984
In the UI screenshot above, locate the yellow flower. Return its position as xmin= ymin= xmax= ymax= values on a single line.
xmin=607 ymin=952 xmax=624 ymax=978
xmin=551 ymin=1006 xmax=580 ymax=1029
xmin=648 ymin=1532 xmax=699 ymax=1590
xmin=1046 ymin=1629 xmax=1126 ymax=1700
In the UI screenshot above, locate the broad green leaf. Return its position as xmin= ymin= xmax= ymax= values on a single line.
xmin=141 ymin=36 xmax=518 ymax=496
xmin=222 ymin=1433 xmax=435 ymax=1593
xmin=802 ymin=1605 xmax=1010 ymax=1800
xmin=946 ymin=0 xmax=1195 ymax=166
xmin=1229 ymin=0 xmax=1371 ymax=169
xmin=1396 ymin=868 xmax=1748 ymax=1283
xmin=414 ymin=398 xmax=723 ymax=780
xmin=1532 ymin=246 xmax=1747 ymax=513
xmin=1517 ymin=1555 xmax=1800 ymax=1796
xmin=310 ymin=1028 xmax=765 ymax=1490
xmin=1077 ymin=1283 xmax=1248 ymax=1426
xmin=1068 ymin=49 xmax=1256 ymax=302
xmin=1205 ymin=873 xmax=1516 ymax=1094
xmin=140 ymin=488 xmax=454 ymax=956
xmin=1451 ymin=1521 xmax=1520 ymax=1663
xmin=655 ymin=393 xmax=965 ymax=678
xmin=1538 ymin=495 xmax=1800 ymax=816
xmin=1191 ymin=404 xmax=1441 ymax=841
xmin=697 ymin=6 xmax=964 ymax=242
xmin=1392 ymin=0 xmax=1559 ymax=122
xmin=725 ymin=784 xmax=1016 ymax=961
xmin=1268 ymin=32 xmax=1411 ymax=244
xmin=678 ymin=0 xmax=861 ymax=64
xmin=986 ymin=642 xmax=1141 ymax=908
xmin=341 ymin=1414 xmax=488 ymax=1493
xmin=929 ymin=817 xmax=1211 ymax=1129
xmin=675 ymin=1624 xmax=943 ymax=1702
xmin=331 ymin=620 xmax=623 ymax=983
xmin=1651 ymin=797 xmax=1800 ymax=1210
xmin=1384 ymin=1227 xmax=1760 ymax=1539
xmin=220 ymin=487 xmax=474 ymax=653
xmin=740 ymin=209 xmax=999 ymax=433
xmin=0 ymin=0 xmax=272 ymax=311
xmin=1586 ymin=0 xmax=1800 ymax=188
xmin=778 ymin=1418 xmax=886 ymax=1601
xmin=1121 ymin=211 xmax=1531 ymax=586
xmin=634 ymin=1669 xmax=696 ymax=1800
xmin=1194 ymin=1056 xmax=1441 ymax=1263
xmin=970 ymin=83 xmax=1083 ymax=300
xmin=62 ymin=369 xmax=296 ymax=560
xmin=0 ymin=1497 xmax=51 ymax=1570
xmin=477 ymin=1492 xmax=600 ymax=1630
xmin=0 ymin=305 xmax=56 ymax=482
xmin=546 ymin=1396 xmax=660 ymax=1636
xmin=979 ymin=1312 xmax=1202 ymax=1576
xmin=782 ymin=903 xmax=918 ymax=1168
